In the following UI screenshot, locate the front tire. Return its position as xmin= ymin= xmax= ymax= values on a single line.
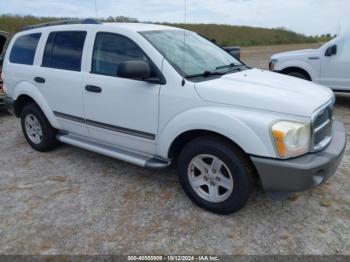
xmin=286 ymin=71 xmax=309 ymax=80
xmin=21 ymin=103 xmax=58 ymax=152
xmin=177 ymin=136 xmax=254 ymax=214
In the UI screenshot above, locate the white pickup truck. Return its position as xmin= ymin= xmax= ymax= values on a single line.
xmin=3 ymin=20 xmax=346 ymax=214
xmin=269 ymin=32 xmax=350 ymax=91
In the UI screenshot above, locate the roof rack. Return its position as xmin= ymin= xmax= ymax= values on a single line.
xmin=23 ymin=18 xmax=101 ymax=31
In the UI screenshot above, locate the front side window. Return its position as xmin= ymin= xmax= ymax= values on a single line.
xmin=141 ymin=30 xmax=242 ymax=77
xmin=42 ymin=31 xmax=86 ymax=71
xmin=9 ymin=33 xmax=41 ymax=65
xmin=92 ymin=32 xmax=157 ymax=78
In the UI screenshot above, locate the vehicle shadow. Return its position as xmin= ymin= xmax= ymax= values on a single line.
xmin=335 ymin=92 xmax=350 ymax=108
xmin=0 ymin=108 xmax=11 ymax=118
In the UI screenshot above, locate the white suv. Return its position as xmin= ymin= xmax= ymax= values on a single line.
xmin=269 ymin=32 xmax=350 ymax=91
xmin=3 ymin=20 xmax=346 ymax=214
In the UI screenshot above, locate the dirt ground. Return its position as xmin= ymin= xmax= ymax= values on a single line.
xmin=0 ymin=43 xmax=349 ymax=255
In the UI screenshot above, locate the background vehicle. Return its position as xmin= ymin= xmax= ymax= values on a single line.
xmin=205 ymin=37 xmax=241 ymax=60
xmin=223 ymin=46 xmax=241 ymax=60
xmin=269 ymin=32 xmax=350 ymax=91
xmin=0 ymin=31 xmax=10 ymax=107
xmin=2 ymin=20 xmax=346 ymax=214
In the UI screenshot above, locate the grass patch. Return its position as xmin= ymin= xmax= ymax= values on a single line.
xmin=0 ymin=15 xmax=333 ymax=46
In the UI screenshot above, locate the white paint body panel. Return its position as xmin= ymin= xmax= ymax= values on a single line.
xmin=80 ymin=27 xmax=165 ymax=155
xmin=2 ymin=23 xmax=334 ymax=162
xmin=272 ymin=32 xmax=350 ymax=90
xmin=195 ymin=69 xmax=332 ymax=117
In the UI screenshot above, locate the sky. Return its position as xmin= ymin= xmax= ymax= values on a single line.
xmin=0 ymin=0 xmax=349 ymax=36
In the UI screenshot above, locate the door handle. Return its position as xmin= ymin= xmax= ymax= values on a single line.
xmin=85 ymin=85 xmax=102 ymax=93
xmin=34 ymin=77 xmax=45 ymax=83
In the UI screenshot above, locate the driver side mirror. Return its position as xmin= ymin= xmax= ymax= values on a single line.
xmin=117 ymin=60 xmax=165 ymax=84
xmin=325 ymin=44 xmax=337 ymax=57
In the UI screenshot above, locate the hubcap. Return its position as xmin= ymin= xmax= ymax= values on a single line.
xmin=24 ymin=114 xmax=43 ymax=144
xmin=188 ymin=154 xmax=234 ymax=203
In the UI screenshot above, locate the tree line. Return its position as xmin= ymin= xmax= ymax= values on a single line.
xmin=0 ymin=14 xmax=334 ymax=46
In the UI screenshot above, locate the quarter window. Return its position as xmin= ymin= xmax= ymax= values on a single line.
xmin=42 ymin=31 xmax=86 ymax=71
xmin=9 ymin=33 xmax=41 ymax=65
xmin=91 ymin=33 xmax=156 ymax=78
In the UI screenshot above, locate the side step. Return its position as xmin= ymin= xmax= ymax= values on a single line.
xmin=57 ymin=133 xmax=171 ymax=169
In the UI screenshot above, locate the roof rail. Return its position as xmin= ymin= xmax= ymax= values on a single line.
xmin=23 ymin=18 xmax=101 ymax=31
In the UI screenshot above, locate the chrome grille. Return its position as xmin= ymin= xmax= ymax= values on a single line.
xmin=311 ymin=103 xmax=333 ymax=151
xmin=314 ymin=106 xmax=332 ymax=128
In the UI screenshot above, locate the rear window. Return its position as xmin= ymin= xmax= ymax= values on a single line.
xmin=42 ymin=31 xmax=86 ymax=71
xmin=9 ymin=33 xmax=41 ymax=65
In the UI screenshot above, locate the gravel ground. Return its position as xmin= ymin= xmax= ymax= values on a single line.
xmin=0 ymin=43 xmax=349 ymax=255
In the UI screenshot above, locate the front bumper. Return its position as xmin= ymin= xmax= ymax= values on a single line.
xmin=251 ymin=120 xmax=346 ymax=194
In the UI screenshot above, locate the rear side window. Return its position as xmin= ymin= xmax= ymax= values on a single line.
xmin=9 ymin=33 xmax=41 ymax=65
xmin=42 ymin=31 xmax=86 ymax=71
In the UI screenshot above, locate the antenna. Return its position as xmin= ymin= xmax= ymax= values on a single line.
xmin=184 ymin=0 xmax=187 ymax=24
xmin=182 ymin=0 xmax=188 ymax=86
xmin=337 ymin=19 xmax=341 ymax=36
xmin=94 ymin=0 xmax=98 ymax=19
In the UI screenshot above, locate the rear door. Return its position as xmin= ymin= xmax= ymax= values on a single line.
xmin=34 ymin=30 xmax=89 ymax=136
xmin=320 ymin=35 xmax=350 ymax=90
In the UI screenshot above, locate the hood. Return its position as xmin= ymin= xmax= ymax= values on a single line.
xmin=271 ymin=49 xmax=316 ymax=60
xmin=195 ymin=68 xmax=333 ymax=117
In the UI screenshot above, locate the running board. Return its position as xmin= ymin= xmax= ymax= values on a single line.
xmin=56 ymin=133 xmax=170 ymax=169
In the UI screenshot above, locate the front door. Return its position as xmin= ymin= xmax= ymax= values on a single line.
xmin=83 ymin=32 xmax=161 ymax=155
xmin=320 ymin=35 xmax=350 ymax=90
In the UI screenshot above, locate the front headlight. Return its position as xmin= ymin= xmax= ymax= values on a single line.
xmin=271 ymin=121 xmax=311 ymax=158
xmin=269 ymin=59 xmax=277 ymax=71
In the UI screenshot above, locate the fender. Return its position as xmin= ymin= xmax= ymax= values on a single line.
xmin=156 ymin=107 xmax=277 ymax=159
xmin=13 ymin=81 xmax=61 ymax=129
xmin=274 ymin=59 xmax=316 ymax=81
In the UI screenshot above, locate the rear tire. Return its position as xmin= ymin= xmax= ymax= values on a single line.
xmin=21 ymin=103 xmax=58 ymax=152
xmin=286 ymin=71 xmax=309 ymax=80
xmin=177 ymin=136 xmax=254 ymax=214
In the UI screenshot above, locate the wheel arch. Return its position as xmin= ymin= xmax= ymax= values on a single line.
xmin=168 ymin=129 xmax=246 ymax=160
xmin=12 ymin=82 xmax=61 ymax=128
xmin=13 ymin=95 xmax=36 ymax=117
xmin=280 ymin=66 xmax=312 ymax=81
xmin=156 ymin=107 xmax=275 ymax=160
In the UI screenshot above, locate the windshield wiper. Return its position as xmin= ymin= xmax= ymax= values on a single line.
xmin=217 ymin=63 xmax=246 ymax=75
xmin=186 ymin=63 xmax=245 ymax=79
xmin=215 ymin=63 xmax=237 ymax=70
xmin=223 ymin=67 xmax=243 ymax=75
xmin=186 ymin=70 xmax=225 ymax=79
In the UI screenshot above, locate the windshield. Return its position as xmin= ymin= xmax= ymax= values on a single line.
xmin=141 ymin=30 xmax=242 ymax=77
